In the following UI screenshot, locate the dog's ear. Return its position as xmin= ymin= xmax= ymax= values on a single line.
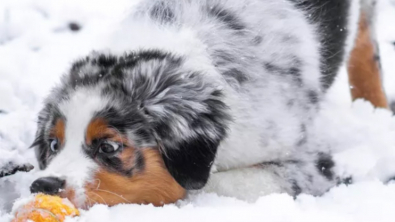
xmin=133 ymin=57 xmax=230 ymax=189
xmin=158 ymin=132 xmax=222 ymax=190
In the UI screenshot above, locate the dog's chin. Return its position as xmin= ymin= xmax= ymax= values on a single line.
xmin=59 ymin=185 xmax=132 ymax=209
xmin=59 ymin=187 xmax=92 ymax=210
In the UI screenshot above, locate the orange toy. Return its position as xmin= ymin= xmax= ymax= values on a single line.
xmin=12 ymin=194 xmax=80 ymax=222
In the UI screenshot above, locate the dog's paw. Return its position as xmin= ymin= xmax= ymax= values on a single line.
xmin=0 ymin=162 xmax=34 ymax=178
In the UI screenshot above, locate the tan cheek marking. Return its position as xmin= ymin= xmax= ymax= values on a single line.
xmin=119 ymin=147 xmax=137 ymax=170
xmin=50 ymin=119 xmax=65 ymax=145
xmin=347 ymin=13 xmax=388 ymax=109
xmin=84 ymin=148 xmax=186 ymax=207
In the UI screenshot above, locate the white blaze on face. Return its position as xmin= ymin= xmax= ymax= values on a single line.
xmin=40 ymin=87 xmax=109 ymax=205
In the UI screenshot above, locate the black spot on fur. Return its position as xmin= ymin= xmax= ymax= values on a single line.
xmin=264 ymin=161 xmax=283 ymax=167
xmin=93 ymin=54 xmax=118 ymax=68
xmin=0 ymin=110 xmax=6 ymax=114
xmin=342 ymin=176 xmax=353 ymax=185
xmin=213 ymin=50 xmax=236 ymax=67
xmin=223 ymin=68 xmax=248 ymax=84
xmin=252 ymin=35 xmax=263 ymax=45
xmin=289 ymin=67 xmax=302 ymax=85
xmin=336 ymin=176 xmax=353 ymax=186
xmin=264 ymin=63 xmax=280 ymax=73
xmin=316 ymin=153 xmax=335 ymax=180
xmin=296 ymin=124 xmax=308 ymax=146
xmin=150 ymin=2 xmax=175 ymax=24
xmin=307 ymin=90 xmax=319 ymax=104
xmin=264 ymin=62 xmax=303 ymax=85
xmin=68 ymin=22 xmax=81 ymax=32
xmin=290 ymin=0 xmax=350 ymax=90
xmin=207 ymin=5 xmax=245 ymax=31
xmin=291 ymin=180 xmax=302 ymax=196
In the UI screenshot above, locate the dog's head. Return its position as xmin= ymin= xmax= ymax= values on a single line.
xmin=30 ymin=50 xmax=229 ymax=208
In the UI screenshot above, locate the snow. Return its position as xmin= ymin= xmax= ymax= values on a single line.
xmin=1 ymin=0 xmax=395 ymax=221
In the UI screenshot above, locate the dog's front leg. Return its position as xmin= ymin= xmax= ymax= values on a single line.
xmin=203 ymin=166 xmax=288 ymax=202
xmin=0 ymin=162 xmax=34 ymax=178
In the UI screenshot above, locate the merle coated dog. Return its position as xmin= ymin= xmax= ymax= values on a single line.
xmin=3 ymin=0 xmax=387 ymax=208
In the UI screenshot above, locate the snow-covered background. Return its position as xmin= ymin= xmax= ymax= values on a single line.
xmin=1 ymin=0 xmax=395 ymax=221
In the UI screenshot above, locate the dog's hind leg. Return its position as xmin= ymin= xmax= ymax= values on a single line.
xmin=203 ymin=154 xmax=337 ymax=201
xmin=347 ymin=0 xmax=388 ymax=108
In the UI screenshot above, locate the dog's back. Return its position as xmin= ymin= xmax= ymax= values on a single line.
xmin=128 ymin=0 xmax=342 ymax=170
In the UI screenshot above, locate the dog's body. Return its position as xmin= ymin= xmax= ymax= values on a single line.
xmin=28 ymin=0 xmax=385 ymax=207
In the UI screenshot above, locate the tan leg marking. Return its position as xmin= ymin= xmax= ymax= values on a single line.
xmin=347 ymin=13 xmax=388 ymax=108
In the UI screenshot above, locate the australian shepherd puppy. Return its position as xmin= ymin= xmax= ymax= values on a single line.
xmin=28 ymin=0 xmax=385 ymax=208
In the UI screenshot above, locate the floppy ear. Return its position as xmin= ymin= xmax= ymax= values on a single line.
xmin=132 ymin=58 xmax=230 ymax=190
xmin=158 ymin=133 xmax=222 ymax=190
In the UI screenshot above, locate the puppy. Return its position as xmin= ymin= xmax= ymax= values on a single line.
xmin=30 ymin=0 xmax=386 ymax=208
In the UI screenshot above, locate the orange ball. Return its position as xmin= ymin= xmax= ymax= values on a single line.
xmin=12 ymin=194 xmax=80 ymax=222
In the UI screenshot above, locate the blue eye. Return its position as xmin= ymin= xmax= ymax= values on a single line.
xmin=50 ymin=139 xmax=59 ymax=152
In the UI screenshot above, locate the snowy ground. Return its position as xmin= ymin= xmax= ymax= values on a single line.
xmin=1 ymin=0 xmax=395 ymax=221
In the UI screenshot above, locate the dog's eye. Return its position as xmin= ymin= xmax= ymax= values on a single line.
xmin=49 ymin=139 xmax=59 ymax=152
xmin=99 ymin=141 xmax=121 ymax=154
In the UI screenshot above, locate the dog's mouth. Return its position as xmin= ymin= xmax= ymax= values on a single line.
xmin=58 ymin=185 xmax=103 ymax=210
xmin=58 ymin=187 xmax=86 ymax=209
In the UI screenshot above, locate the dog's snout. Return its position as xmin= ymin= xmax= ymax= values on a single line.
xmin=30 ymin=177 xmax=66 ymax=195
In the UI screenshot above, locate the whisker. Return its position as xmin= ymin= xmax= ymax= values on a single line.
xmin=89 ymin=192 xmax=107 ymax=205
xmin=93 ymin=178 xmax=102 ymax=190
xmin=94 ymin=188 xmax=130 ymax=203
xmin=86 ymin=196 xmax=93 ymax=208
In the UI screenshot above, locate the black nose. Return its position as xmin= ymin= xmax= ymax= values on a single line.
xmin=30 ymin=177 xmax=65 ymax=195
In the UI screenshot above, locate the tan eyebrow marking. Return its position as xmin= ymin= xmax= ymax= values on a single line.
xmin=85 ymin=118 xmax=129 ymax=145
xmin=50 ymin=119 xmax=65 ymax=145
